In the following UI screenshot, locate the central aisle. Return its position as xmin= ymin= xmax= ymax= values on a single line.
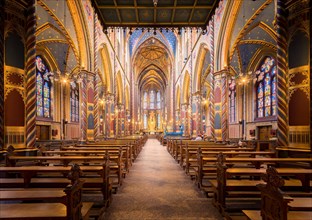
xmin=101 ymin=138 xmax=223 ymax=220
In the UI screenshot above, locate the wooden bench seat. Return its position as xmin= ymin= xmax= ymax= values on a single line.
xmin=243 ymin=210 xmax=312 ymax=220
xmin=0 ymin=202 xmax=93 ymax=220
xmin=243 ymin=167 xmax=312 ymax=220
xmin=0 ymin=164 xmax=93 ymax=220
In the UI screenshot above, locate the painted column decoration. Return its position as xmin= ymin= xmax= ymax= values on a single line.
xmin=209 ymin=16 xmax=215 ymax=140
xmin=214 ymin=74 xmax=222 ymax=141
xmin=80 ymin=74 xmax=87 ymax=140
xmin=87 ymin=75 xmax=95 ymax=140
xmin=221 ymin=71 xmax=228 ymax=141
xmin=181 ymin=103 xmax=190 ymax=136
xmin=93 ymin=74 xmax=100 ymax=139
xmin=93 ymin=14 xmax=100 ymax=139
xmin=105 ymin=93 xmax=114 ymax=137
xmin=0 ymin=1 xmax=4 ymax=149
xmin=116 ymin=104 xmax=124 ymax=137
xmin=25 ymin=0 xmax=36 ymax=148
xmin=310 ymin=0 xmax=312 ymax=146
xmin=191 ymin=93 xmax=201 ymax=135
xmin=175 ymin=110 xmax=180 ymax=132
xmin=276 ymin=0 xmax=289 ymax=147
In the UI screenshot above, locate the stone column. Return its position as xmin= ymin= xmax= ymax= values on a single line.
xmin=80 ymin=73 xmax=87 ymax=141
xmin=209 ymin=16 xmax=215 ymax=140
xmin=221 ymin=71 xmax=228 ymax=141
xmin=276 ymin=0 xmax=289 ymax=147
xmin=191 ymin=93 xmax=201 ymax=136
xmin=310 ymin=0 xmax=312 ymax=149
xmin=25 ymin=0 xmax=36 ymax=148
xmin=93 ymin=74 xmax=100 ymax=139
xmin=0 ymin=1 xmax=4 ymax=149
xmin=181 ymin=103 xmax=190 ymax=136
xmin=105 ymin=93 xmax=114 ymax=138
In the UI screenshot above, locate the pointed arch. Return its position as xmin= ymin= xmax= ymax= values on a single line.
xmin=116 ymin=71 xmax=123 ymax=105
xmin=99 ymin=44 xmax=113 ymax=93
xmin=193 ymin=44 xmax=210 ymax=92
xmin=125 ymin=85 xmax=130 ymax=110
xmin=176 ymin=85 xmax=181 ymax=110
xmin=182 ymin=71 xmax=191 ymax=104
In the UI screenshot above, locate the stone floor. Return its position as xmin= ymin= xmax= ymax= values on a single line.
xmin=99 ymin=138 xmax=223 ymax=220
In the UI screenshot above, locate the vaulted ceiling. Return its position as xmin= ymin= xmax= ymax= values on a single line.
xmin=91 ymin=0 xmax=220 ymax=28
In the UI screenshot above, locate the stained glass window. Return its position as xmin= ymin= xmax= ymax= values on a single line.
xmin=36 ymin=56 xmax=52 ymax=118
xmin=228 ymin=78 xmax=236 ymax=123
xmin=157 ymin=114 xmax=161 ymax=129
xmin=143 ymin=113 xmax=147 ymax=129
xmin=156 ymin=91 xmax=161 ymax=109
xmin=143 ymin=92 xmax=147 ymax=109
xmin=255 ymin=57 xmax=276 ymax=118
xmin=150 ymin=90 xmax=155 ymax=109
xmin=70 ymin=81 xmax=79 ymax=122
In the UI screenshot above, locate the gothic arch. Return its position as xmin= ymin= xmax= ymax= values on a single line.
xmin=99 ymin=44 xmax=113 ymax=93
xmin=193 ymin=43 xmax=210 ymax=93
xmin=176 ymin=85 xmax=181 ymax=110
xmin=125 ymin=85 xmax=130 ymax=110
xmin=182 ymin=71 xmax=191 ymax=104
xmin=116 ymin=71 xmax=123 ymax=105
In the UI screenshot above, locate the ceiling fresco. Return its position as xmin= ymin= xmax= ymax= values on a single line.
xmin=229 ymin=0 xmax=276 ymax=75
xmin=91 ymin=0 xmax=220 ymax=28
xmin=129 ymin=29 xmax=176 ymax=56
xmin=36 ymin=0 xmax=80 ymax=74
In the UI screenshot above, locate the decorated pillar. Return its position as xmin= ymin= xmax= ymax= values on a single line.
xmin=25 ymin=0 xmax=36 ymax=148
xmin=80 ymin=73 xmax=87 ymax=141
xmin=175 ymin=109 xmax=180 ymax=132
xmin=221 ymin=71 xmax=229 ymax=141
xmin=181 ymin=103 xmax=190 ymax=136
xmin=105 ymin=93 xmax=114 ymax=138
xmin=213 ymin=74 xmax=222 ymax=141
xmin=0 ymin=1 xmax=4 ymax=149
xmin=93 ymin=14 xmax=100 ymax=139
xmin=209 ymin=16 xmax=215 ymax=140
xmin=93 ymin=74 xmax=100 ymax=139
xmin=125 ymin=109 xmax=130 ymax=135
xmin=310 ymin=0 xmax=312 ymax=148
xmin=191 ymin=93 xmax=201 ymax=136
xmin=87 ymin=75 xmax=95 ymax=140
xmin=276 ymin=0 xmax=289 ymax=147
xmin=116 ymin=104 xmax=125 ymax=137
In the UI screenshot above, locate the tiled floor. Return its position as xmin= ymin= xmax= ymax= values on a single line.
xmin=100 ymin=138 xmax=223 ymax=220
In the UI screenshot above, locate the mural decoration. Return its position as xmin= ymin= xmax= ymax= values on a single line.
xmin=228 ymin=77 xmax=236 ymax=123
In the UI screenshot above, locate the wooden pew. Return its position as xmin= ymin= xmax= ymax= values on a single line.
xmin=195 ymin=150 xmax=277 ymax=189
xmin=243 ymin=166 xmax=312 ymax=220
xmin=183 ymin=146 xmax=256 ymax=175
xmin=210 ymin=154 xmax=312 ymax=217
xmin=0 ymin=154 xmax=113 ymax=206
xmin=42 ymin=146 xmax=129 ymax=178
xmin=0 ymin=164 xmax=93 ymax=220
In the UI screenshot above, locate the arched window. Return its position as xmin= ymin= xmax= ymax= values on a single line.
xmin=143 ymin=113 xmax=147 ymax=129
xmin=70 ymin=81 xmax=79 ymax=122
xmin=150 ymin=90 xmax=155 ymax=109
xmin=156 ymin=91 xmax=161 ymax=109
xmin=36 ymin=56 xmax=52 ymax=118
xmin=143 ymin=92 xmax=147 ymax=109
xmin=228 ymin=77 xmax=236 ymax=123
xmin=255 ymin=57 xmax=276 ymax=118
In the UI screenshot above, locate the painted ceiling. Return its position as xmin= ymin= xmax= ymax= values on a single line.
xmin=229 ymin=0 xmax=276 ymax=75
xmin=36 ymin=0 xmax=80 ymax=74
xmin=91 ymin=0 xmax=220 ymax=28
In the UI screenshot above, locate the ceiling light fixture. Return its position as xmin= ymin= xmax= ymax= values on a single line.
xmin=153 ymin=0 xmax=158 ymax=7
